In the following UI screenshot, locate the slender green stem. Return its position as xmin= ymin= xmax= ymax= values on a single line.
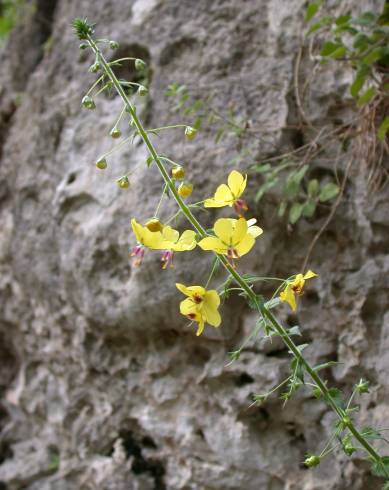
xmin=86 ymin=74 xmax=105 ymax=96
xmin=86 ymin=33 xmax=388 ymax=476
xmin=148 ymin=124 xmax=188 ymax=132
xmin=205 ymin=257 xmax=220 ymax=288
xmin=153 ymin=186 xmax=166 ymax=217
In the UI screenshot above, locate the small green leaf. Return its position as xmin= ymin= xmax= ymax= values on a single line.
xmin=278 ymin=201 xmax=287 ymax=217
xmin=255 ymin=178 xmax=278 ymax=202
xmin=363 ymin=47 xmax=384 ymax=65
xmin=361 ymin=427 xmax=383 ymax=441
xmin=319 ymin=183 xmax=340 ymax=202
xmin=335 ymin=15 xmax=351 ymax=25
xmin=289 ymin=202 xmax=303 ymax=224
xmin=308 ymin=179 xmax=319 ymax=196
xmin=288 ymin=326 xmax=302 ymax=337
xmin=357 ymin=86 xmax=376 ymax=106
xmin=351 ymin=12 xmax=376 ymax=26
xmin=320 ymin=41 xmax=340 ymax=57
xmin=350 ymin=67 xmax=370 ymax=97
xmin=313 ymin=361 xmax=339 ymax=372
xmin=370 ymin=456 xmax=389 ymax=477
xmin=302 ymin=200 xmax=316 ymax=218
xmin=378 ymin=117 xmax=389 ymax=141
xmin=307 ymin=16 xmax=333 ymax=35
xmin=254 ymin=163 xmax=272 ymax=173
xmin=305 ymin=2 xmax=320 ymax=22
xmin=329 ymin=46 xmax=347 ymax=59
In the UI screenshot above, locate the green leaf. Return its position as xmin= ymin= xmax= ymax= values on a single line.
xmin=370 ymin=456 xmax=389 ymax=477
xmin=302 ymin=200 xmax=316 ymax=218
xmin=361 ymin=427 xmax=383 ymax=441
xmin=319 ymin=183 xmax=340 ymax=202
xmin=351 ymin=12 xmax=376 ymax=26
xmin=313 ymin=361 xmax=339 ymax=372
xmin=307 ymin=16 xmax=333 ymax=35
xmin=335 ymin=15 xmax=351 ymax=25
xmin=329 ymin=46 xmax=347 ymax=59
xmin=254 ymin=163 xmax=272 ymax=173
xmin=378 ymin=117 xmax=389 ymax=141
xmin=350 ymin=66 xmax=370 ymax=97
xmin=255 ymin=177 xmax=278 ymax=202
xmin=320 ymin=41 xmax=340 ymax=57
xmin=353 ymin=33 xmax=370 ymax=52
xmin=305 ymin=2 xmax=320 ymax=22
xmin=288 ymin=326 xmax=302 ymax=337
xmin=357 ymin=86 xmax=376 ymax=106
xmin=363 ymin=47 xmax=384 ymax=65
xmin=308 ymin=179 xmax=319 ymax=196
xmin=289 ymin=202 xmax=303 ymax=224
xmin=278 ymin=201 xmax=287 ymax=217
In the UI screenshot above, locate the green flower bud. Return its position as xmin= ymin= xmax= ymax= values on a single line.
xmin=177 ymin=181 xmax=193 ymax=198
xmin=135 ymin=58 xmax=146 ymax=70
xmin=110 ymin=127 xmax=122 ymax=139
xmin=137 ymin=85 xmax=148 ymax=97
xmin=185 ymin=126 xmax=197 ymax=140
xmin=109 ymin=40 xmax=119 ymax=50
xmin=117 ymin=176 xmax=130 ymax=189
xmin=81 ymin=95 xmax=96 ymax=110
xmin=343 ymin=443 xmax=356 ymax=456
xmin=96 ymin=157 xmax=107 ymax=170
xmin=89 ymin=62 xmax=100 ymax=73
xmin=172 ymin=166 xmax=185 ymax=180
xmin=79 ymin=42 xmax=89 ymax=50
xmin=304 ymin=455 xmax=320 ymax=468
xmin=356 ymin=378 xmax=369 ymax=394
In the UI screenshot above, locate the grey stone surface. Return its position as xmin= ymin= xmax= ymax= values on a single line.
xmin=0 ymin=0 xmax=387 ymax=489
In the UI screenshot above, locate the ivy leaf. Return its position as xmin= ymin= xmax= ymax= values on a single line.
xmin=319 ymin=183 xmax=340 ymax=202
xmin=289 ymin=202 xmax=304 ymax=224
xmin=378 ymin=117 xmax=389 ymax=141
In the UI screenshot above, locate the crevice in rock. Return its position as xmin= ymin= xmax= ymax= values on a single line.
xmin=116 ymin=430 xmax=166 ymax=490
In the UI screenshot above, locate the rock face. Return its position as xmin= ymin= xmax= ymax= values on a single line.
xmin=0 ymin=0 xmax=387 ymax=489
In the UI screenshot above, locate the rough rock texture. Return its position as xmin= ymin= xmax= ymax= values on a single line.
xmin=0 ymin=1 xmax=388 ymax=489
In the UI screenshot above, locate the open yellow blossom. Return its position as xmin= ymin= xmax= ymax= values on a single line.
xmin=280 ymin=270 xmax=317 ymax=311
xmin=161 ymin=226 xmax=196 ymax=251
xmin=131 ymin=218 xmax=165 ymax=250
xmin=198 ymin=217 xmax=260 ymax=262
xmin=204 ymin=170 xmax=248 ymax=215
xmin=176 ymin=283 xmax=221 ymax=336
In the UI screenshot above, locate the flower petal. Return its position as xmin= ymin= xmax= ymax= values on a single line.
xmin=235 ymin=234 xmax=255 ymax=256
xmin=162 ymin=226 xmax=179 ymax=243
xmin=304 ymin=270 xmax=317 ymax=280
xmin=198 ymin=237 xmax=228 ymax=254
xmin=228 ymin=170 xmax=246 ymax=198
xmin=231 ymin=217 xmax=248 ymax=246
xmin=214 ymin=218 xmax=235 ymax=245
xmin=204 ymin=184 xmax=234 ymax=208
xmin=196 ymin=316 xmax=205 ymax=336
xmin=179 ymin=297 xmax=196 ymax=315
xmin=280 ymin=286 xmax=297 ymax=311
xmin=248 ymin=224 xmax=263 ymax=238
xmin=171 ymin=230 xmax=197 ymax=251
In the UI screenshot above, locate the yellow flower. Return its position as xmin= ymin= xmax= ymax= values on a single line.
xmin=204 ymin=170 xmax=248 ymax=215
xmin=280 ymin=270 xmax=317 ymax=311
xmin=198 ymin=217 xmax=261 ymax=262
xmin=176 ymin=283 xmax=221 ymax=336
xmin=172 ymin=166 xmax=185 ymax=180
xmin=161 ymin=226 xmax=197 ymax=252
xmin=246 ymin=218 xmax=263 ymax=238
xmin=131 ymin=218 xmax=165 ymax=250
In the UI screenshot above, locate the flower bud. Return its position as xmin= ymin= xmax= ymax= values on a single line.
xmin=89 ymin=62 xmax=100 ymax=73
xmin=81 ymin=95 xmax=96 ymax=110
xmin=109 ymin=40 xmax=119 ymax=50
xmin=137 ymin=85 xmax=148 ymax=96
xmin=172 ymin=166 xmax=185 ymax=180
xmin=304 ymin=455 xmax=320 ymax=468
xmin=79 ymin=42 xmax=89 ymax=50
xmin=356 ymin=378 xmax=369 ymax=394
xmin=117 ymin=176 xmax=130 ymax=189
xmin=135 ymin=58 xmax=146 ymax=70
xmin=110 ymin=127 xmax=122 ymax=139
xmin=145 ymin=218 xmax=163 ymax=232
xmin=178 ymin=181 xmax=193 ymax=198
xmin=96 ymin=157 xmax=107 ymax=170
xmin=185 ymin=126 xmax=197 ymax=140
